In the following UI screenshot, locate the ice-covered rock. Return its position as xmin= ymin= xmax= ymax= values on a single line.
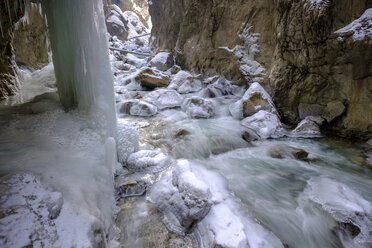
xmin=229 ymin=82 xmax=276 ymax=120
xmin=168 ymin=70 xmax=194 ymax=91
xmin=117 ymin=99 xmax=158 ymax=116
xmin=135 ymin=67 xmax=170 ymax=89
xmin=201 ymin=78 xmax=243 ymax=98
xmin=240 ymin=110 xmax=283 ymax=139
xmin=143 ymin=89 xmax=183 ymax=110
xmin=117 ymin=120 xmax=139 ymax=164
xmin=292 ymin=117 xmax=322 ymax=137
xmin=182 ymin=96 xmax=215 ymax=118
xmin=148 ymin=160 xmax=212 ymax=233
xmin=178 ymin=78 xmax=203 ymax=94
xmin=149 ymin=52 xmax=173 ymax=71
xmin=335 ymin=8 xmax=372 ymax=40
xmin=115 ymin=173 xmax=155 ymax=198
xmin=126 ymin=149 xmax=173 ymax=173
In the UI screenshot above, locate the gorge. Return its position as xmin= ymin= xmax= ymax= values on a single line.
xmin=0 ymin=0 xmax=372 ymax=247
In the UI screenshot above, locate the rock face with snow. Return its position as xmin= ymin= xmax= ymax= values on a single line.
xmin=149 ymin=0 xmax=372 ymax=139
xmin=0 ymin=1 xmax=24 ymax=99
xmin=143 ymin=89 xmax=183 ymax=110
xmin=135 ymin=68 xmax=170 ymax=89
xmin=182 ymin=97 xmax=215 ymax=119
xmin=117 ymin=99 xmax=158 ymax=116
xmin=149 ymin=52 xmax=173 ymax=71
xmin=104 ymin=5 xmax=128 ymax=41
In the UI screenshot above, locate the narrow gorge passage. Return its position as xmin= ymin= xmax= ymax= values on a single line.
xmin=0 ymin=1 xmax=372 ymax=248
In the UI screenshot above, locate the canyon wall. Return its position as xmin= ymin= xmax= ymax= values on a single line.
xmin=149 ymin=0 xmax=372 ymax=139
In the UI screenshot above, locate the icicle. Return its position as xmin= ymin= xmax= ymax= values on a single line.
xmin=42 ymin=0 xmax=117 ymax=138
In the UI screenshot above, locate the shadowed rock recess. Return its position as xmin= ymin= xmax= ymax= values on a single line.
xmin=149 ymin=0 xmax=372 ymax=139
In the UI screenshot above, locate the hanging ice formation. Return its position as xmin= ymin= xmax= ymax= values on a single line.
xmin=41 ymin=0 xmax=117 ymax=138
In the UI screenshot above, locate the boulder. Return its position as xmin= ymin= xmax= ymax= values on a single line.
xmin=298 ymin=103 xmax=325 ymax=120
xmin=168 ymin=70 xmax=194 ymax=91
xmin=322 ymin=101 xmax=346 ymax=123
xmin=292 ymin=117 xmax=322 ymax=137
xmin=182 ymin=96 xmax=215 ymax=118
xmin=149 ymin=52 xmax=173 ymax=71
xmin=105 ymin=5 xmax=128 ymax=41
xmin=240 ymin=110 xmax=283 ymax=139
xmin=177 ymin=78 xmax=203 ymax=94
xmin=230 ymin=82 xmax=276 ymax=120
xmin=135 ymin=68 xmax=170 ymax=89
xmin=143 ymin=89 xmax=183 ymax=110
xmin=201 ymin=78 xmax=242 ymax=98
xmin=126 ymin=149 xmax=173 ymax=173
xmin=170 ymin=65 xmax=181 ymax=74
xmin=117 ymin=99 xmax=157 ymax=116
xmin=268 ymin=144 xmax=309 ymax=160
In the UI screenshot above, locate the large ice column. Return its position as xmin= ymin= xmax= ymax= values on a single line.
xmin=41 ymin=0 xmax=116 ymax=137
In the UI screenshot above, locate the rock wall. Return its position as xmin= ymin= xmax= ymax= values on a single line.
xmin=149 ymin=0 xmax=372 ymax=139
xmin=12 ymin=3 xmax=49 ymax=69
xmin=0 ymin=0 xmax=24 ymax=99
xmin=112 ymin=0 xmax=150 ymax=29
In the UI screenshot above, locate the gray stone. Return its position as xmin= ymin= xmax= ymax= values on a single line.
xmin=322 ymin=101 xmax=346 ymax=123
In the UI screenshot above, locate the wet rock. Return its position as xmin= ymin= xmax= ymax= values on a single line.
xmin=241 ymin=130 xmax=259 ymax=142
xmin=135 ymin=68 xmax=170 ymax=89
xmin=143 ymin=89 xmax=183 ymax=110
xmin=292 ymin=117 xmax=322 ymax=137
xmin=173 ymin=129 xmax=190 ymax=138
xmin=170 ymin=65 xmax=182 ymax=74
xmin=117 ymin=99 xmax=158 ymax=117
xmin=182 ymin=97 xmax=215 ymax=118
xmin=230 ymin=82 xmax=276 ymax=120
xmin=115 ymin=173 xmax=155 ymax=198
xmin=240 ymin=110 xmax=283 ymax=139
xmin=126 ymin=149 xmax=173 ymax=173
xmin=322 ymin=101 xmax=346 ymax=123
xmin=150 ymin=52 xmax=173 ymax=71
xmin=268 ymin=144 xmax=309 ymax=160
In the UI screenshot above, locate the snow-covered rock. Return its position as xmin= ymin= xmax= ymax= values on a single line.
xmin=135 ymin=67 xmax=170 ymax=89
xmin=117 ymin=99 xmax=158 ymax=116
xmin=292 ymin=117 xmax=322 ymax=137
xmin=148 ymin=160 xmax=212 ymax=233
xmin=168 ymin=70 xmax=194 ymax=91
xmin=178 ymin=78 xmax=203 ymax=94
xmin=105 ymin=5 xmax=128 ymax=41
xmin=229 ymin=82 xmax=276 ymax=120
xmin=182 ymin=96 xmax=215 ymax=118
xmin=149 ymin=52 xmax=173 ymax=71
xmin=201 ymin=78 xmax=243 ymax=98
xmin=335 ymin=8 xmax=372 ymax=40
xmin=117 ymin=120 xmax=139 ymax=163
xmin=240 ymin=110 xmax=283 ymax=139
xmin=126 ymin=149 xmax=173 ymax=173
xmin=143 ymin=89 xmax=183 ymax=110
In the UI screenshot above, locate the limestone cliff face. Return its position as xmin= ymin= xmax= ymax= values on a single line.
xmin=149 ymin=0 xmax=372 ymax=139
xmin=0 ymin=0 xmax=24 ymax=99
xmin=13 ymin=4 xmax=49 ymax=69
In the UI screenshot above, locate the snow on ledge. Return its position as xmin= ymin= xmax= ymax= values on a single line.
xmin=335 ymin=8 xmax=372 ymax=40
